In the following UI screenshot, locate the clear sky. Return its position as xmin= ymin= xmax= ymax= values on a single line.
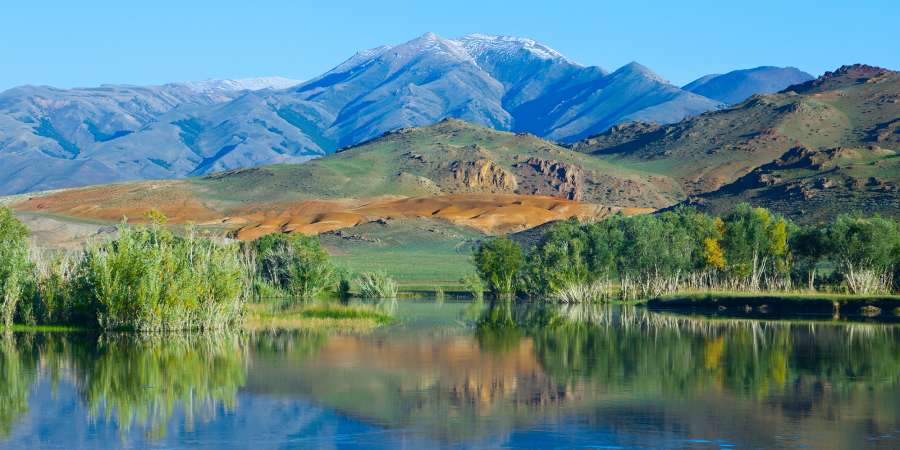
xmin=2 ymin=0 xmax=897 ymax=91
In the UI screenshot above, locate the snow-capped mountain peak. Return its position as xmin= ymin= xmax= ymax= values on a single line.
xmin=455 ymin=33 xmax=575 ymax=64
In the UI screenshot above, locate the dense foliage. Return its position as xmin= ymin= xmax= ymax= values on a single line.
xmin=246 ymin=233 xmax=337 ymax=300
xmin=473 ymin=237 xmax=523 ymax=296
xmin=77 ymin=223 xmax=248 ymax=331
xmin=0 ymin=209 xmax=31 ymax=327
xmin=2 ymin=206 xmax=403 ymax=329
xmin=2 ymin=209 xmax=250 ymax=331
xmin=474 ymin=204 xmax=900 ymax=300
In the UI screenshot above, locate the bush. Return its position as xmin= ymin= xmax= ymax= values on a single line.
xmin=248 ymin=233 xmax=336 ymax=300
xmin=0 ymin=208 xmax=31 ymax=327
xmin=461 ymin=274 xmax=484 ymax=301
xmin=473 ymin=238 xmax=523 ymax=297
xmin=356 ymin=272 xmax=398 ymax=299
xmin=31 ymin=250 xmax=80 ymax=325
xmin=76 ymin=222 xmax=248 ymax=331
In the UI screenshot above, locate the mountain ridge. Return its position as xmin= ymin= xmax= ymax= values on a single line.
xmin=0 ymin=32 xmax=818 ymax=195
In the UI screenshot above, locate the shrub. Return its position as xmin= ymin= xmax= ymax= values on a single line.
xmin=31 ymin=250 xmax=80 ymax=324
xmin=249 ymin=233 xmax=336 ymax=300
xmin=473 ymin=237 xmax=523 ymax=297
xmin=336 ymin=267 xmax=352 ymax=299
xmin=356 ymin=272 xmax=398 ymax=299
xmin=461 ymin=274 xmax=484 ymax=301
xmin=76 ymin=222 xmax=248 ymax=331
xmin=0 ymin=208 xmax=31 ymax=327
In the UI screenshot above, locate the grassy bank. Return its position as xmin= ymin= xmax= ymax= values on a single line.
xmin=244 ymin=301 xmax=395 ymax=332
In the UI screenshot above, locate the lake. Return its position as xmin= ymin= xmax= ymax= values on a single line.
xmin=1 ymin=300 xmax=898 ymax=449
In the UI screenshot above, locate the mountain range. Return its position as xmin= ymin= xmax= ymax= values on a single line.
xmin=0 ymin=32 xmax=813 ymax=194
xmin=10 ymin=64 xmax=897 ymax=239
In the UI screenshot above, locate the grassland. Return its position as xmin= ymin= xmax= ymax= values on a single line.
xmin=320 ymin=218 xmax=482 ymax=288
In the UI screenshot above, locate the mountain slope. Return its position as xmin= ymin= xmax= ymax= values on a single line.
xmin=9 ymin=120 xmax=666 ymax=238
xmin=575 ymin=64 xmax=900 ymax=222
xmin=683 ymin=66 xmax=814 ymax=104
xmin=0 ymin=79 xmax=320 ymax=194
xmin=193 ymin=118 xmax=680 ymax=207
xmin=0 ymin=33 xmax=732 ymax=195
xmin=526 ymin=62 xmax=722 ymax=141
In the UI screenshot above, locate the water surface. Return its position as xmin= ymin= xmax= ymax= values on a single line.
xmin=1 ymin=300 xmax=898 ymax=449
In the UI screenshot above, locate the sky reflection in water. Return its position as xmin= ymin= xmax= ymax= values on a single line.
xmin=1 ymin=300 xmax=898 ymax=449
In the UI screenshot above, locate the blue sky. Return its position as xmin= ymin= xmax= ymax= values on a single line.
xmin=2 ymin=0 xmax=897 ymax=90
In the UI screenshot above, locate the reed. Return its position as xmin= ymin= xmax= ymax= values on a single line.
xmin=356 ymin=272 xmax=398 ymax=299
xmin=76 ymin=223 xmax=249 ymax=331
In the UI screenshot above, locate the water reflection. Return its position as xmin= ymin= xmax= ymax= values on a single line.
xmin=0 ymin=301 xmax=898 ymax=448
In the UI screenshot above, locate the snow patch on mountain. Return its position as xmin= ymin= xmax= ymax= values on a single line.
xmin=457 ymin=33 xmax=574 ymax=64
xmin=178 ymin=76 xmax=303 ymax=93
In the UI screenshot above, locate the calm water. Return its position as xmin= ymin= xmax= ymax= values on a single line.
xmin=1 ymin=300 xmax=898 ymax=449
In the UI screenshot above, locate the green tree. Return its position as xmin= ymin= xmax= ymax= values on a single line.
xmin=720 ymin=204 xmax=793 ymax=289
xmin=519 ymin=220 xmax=590 ymax=297
xmin=474 ymin=238 xmax=524 ymax=297
xmin=0 ymin=208 xmax=31 ymax=327
xmin=826 ymin=215 xmax=900 ymax=294
xmin=251 ymin=233 xmax=337 ymax=300
xmin=790 ymin=226 xmax=831 ymax=290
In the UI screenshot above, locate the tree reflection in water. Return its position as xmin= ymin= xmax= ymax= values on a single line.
xmin=0 ymin=302 xmax=897 ymax=447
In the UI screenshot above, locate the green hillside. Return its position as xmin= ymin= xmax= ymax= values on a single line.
xmin=573 ymin=64 xmax=900 ymax=221
xmin=194 ymin=119 xmax=680 ymax=208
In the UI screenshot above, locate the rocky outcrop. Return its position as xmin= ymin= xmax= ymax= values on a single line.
xmin=786 ymin=64 xmax=895 ymax=94
xmin=447 ymin=159 xmax=517 ymax=193
xmin=519 ymin=157 xmax=584 ymax=200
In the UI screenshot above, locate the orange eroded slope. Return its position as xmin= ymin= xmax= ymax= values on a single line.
xmin=13 ymin=181 xmax=221 ymax=223
xmin=229 ymin=194 xmax=648 ymax=239
xmin=14 ymin=184 xmax=651 ymax=239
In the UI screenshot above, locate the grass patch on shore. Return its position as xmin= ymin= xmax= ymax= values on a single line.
xmin=244 ymin=302 xmax=394 ymax=332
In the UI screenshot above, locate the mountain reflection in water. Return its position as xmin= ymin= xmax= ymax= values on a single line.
xmin=1 ymin=300 xmax=898 ymax=449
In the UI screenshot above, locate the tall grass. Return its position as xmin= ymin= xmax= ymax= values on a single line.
xmin=356 ymin=272 xmax=398 ymax=299
xmin=78 ymin=224 xmax=248 ymax=331
xmin=30 ymin=250 xmax=80 ymax=325
xmin=552 ymin=278 xmax=613 ymax=303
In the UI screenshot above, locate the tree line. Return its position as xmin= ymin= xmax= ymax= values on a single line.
xmin=474 ymin=204 xmax=900 ymax=301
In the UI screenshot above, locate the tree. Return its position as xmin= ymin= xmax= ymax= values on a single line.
xmin=790 ymin=226 xmax=830 ymax=290
xmin=251 ymin=233 xmax=336 ymax=299
xmin=474 ymin=238 xmax=524 ymax=297
xmin=826 ymin=215 xmax=900 ymax=294
xmin=720 ymin=204 xmax=793 ymax=289
xmin=0 ymin=208 xmax=31 ymax=327
xmin=519 ymin=220 xmax=590 ymax=297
